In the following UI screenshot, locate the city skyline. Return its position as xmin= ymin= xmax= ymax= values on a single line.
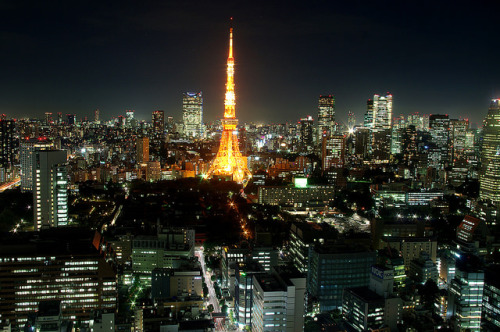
xmin=1 ymin=1 xmax=499 ymax=126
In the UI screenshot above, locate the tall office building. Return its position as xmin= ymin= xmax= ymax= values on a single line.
xmin=366 ymin=94 xmax=393 ymax=162
xmin=20 ymin=138 xmax=53 ymax=192
xmin=450 ymin=119 xmax=469 ymax=164
xmin=480 ymin=99 xmax=500 ymax=206
xmin=429 ymin=114 xmax=450 ymax=169
xmin=182 ymin=92 xmax=204 ymax=138
xmin=136 ymin=137 xmax=149 ymax=163
xmin=152 ymin=110 xmax=165 ymax=133
xmin=33 ymin=150 xmax=68 ymax=230
xmin=317 ymin=95 xmax=335 ymax=141
xmin=448 ymin=256 xmax=484 ymax=332
xmin=321 ymin=134 xmax=345 ymax=170
xmin=0 ymin=119 xmax=15 ymax=169
xmin=299 ymin=116 xmax=314 ymax=152
xmin=347 ymin=111 xmax=356 ymax=131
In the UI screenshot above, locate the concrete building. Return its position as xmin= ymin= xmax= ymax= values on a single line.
xmin=33 ymin=149 xmax=68 ymax=230
xmin=183 ymin=92 xmax=204 ymax=138
xmin=20 ymin=138 xmax=53 ymax=192
xmin=151 ymin=267 xmax=203 ymax=300
xmin=0 ymin=229 xmax=117 ymax=329
xmin=252 ymin=266 xmax=306 ymax=332
xmin=132 ymin=228 xmax=195 ymax=285
xmin=409 ymin=251 xmax=439 ymax=284
xmin=258 ymin=185 xmax=335 ymax=207
xmin=307 ymin=243 xmax=377 ymax=311
xmin=136 ymin=137 xmax=149 ymax=163
xmin=448 ymin=256 xmax=484 ymax=332
xmin=382 ymin=237 xmax=437 ymax=270
xmin=483 ymin=265 xmax=500 ymax=331
xmin=317 ymin=95 xmax=335 ymax=142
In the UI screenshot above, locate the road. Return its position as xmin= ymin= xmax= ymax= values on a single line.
xmin=196 ymin=248 xmax=226 ymax=331
xmin=0 ymin=177 xmax=20 ymax=193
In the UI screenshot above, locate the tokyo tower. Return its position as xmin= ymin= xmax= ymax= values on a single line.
xmin=205 ymin=22 xmax=251 ymax=185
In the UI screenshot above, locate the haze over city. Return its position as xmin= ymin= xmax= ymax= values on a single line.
xmin=1 ymin=1 xmax=500 ymax=125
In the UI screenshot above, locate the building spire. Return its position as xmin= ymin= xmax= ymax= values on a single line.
xmin=224 ymin=19 xmax=236 ymax=119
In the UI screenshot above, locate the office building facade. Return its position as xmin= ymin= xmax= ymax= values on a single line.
xmin=183 ymin=92 xmax=204 ymax=138
xmin=317 ymin=95 xmax=335 ymax=141
xmin=20 ymin=138 xmax=53 ymax=192
xmin=33 ymin=150 xmax=68 ymax=230
xmin=480 ymin=99 xmax=500 ymax=206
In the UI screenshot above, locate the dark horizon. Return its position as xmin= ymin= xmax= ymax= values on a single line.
xmin=1 ymin=1 xmax=500 ymax=127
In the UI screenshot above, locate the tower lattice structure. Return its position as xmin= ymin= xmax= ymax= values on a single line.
xmin=205 ymin=24 xmax=251 ymax=185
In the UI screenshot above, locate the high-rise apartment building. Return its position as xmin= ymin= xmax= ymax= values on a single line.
xmin=152 ymin=110 xmax=165 ymax=133
xmin=182 ymin=92 xmax=204 ymax=138
xmin=0 ymin=119 xmax=15 ymax=169
xmin=136 ymin=137 xmax=149 ymax=163
xmin=33 ymin=150 xmax=68 ymax=230
xmin=480 ymin=99 xmax=500 ymax=206
xmin=20 ymin=138 xmax=53 ymax=192
xmin=317 ymin=95 xmax=335 ymax=141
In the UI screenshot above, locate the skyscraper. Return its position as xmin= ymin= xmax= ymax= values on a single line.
xmin=480 ymin=99 xmax=500 ymax=205
xmin=317 ymin=95 xmax=335 ymax=141
xmin=365 ymin=94 xmax=393 ymax=162
xmin=205 ymin=23 xmax=251 ymax=185
xmin=182 ymin=92 xmax=204 ymax=138
xmin=429 ymin=114 xmax=450 ymax=169
xmin=94 ymin=109 xmax=100 ymax=123
xmin=450 ymin=118 xmax=469 ymax=164
xmin=299 ymin=116 xmax=314 ymax=152
xmin=20 ymin=138 xmax=53 ymax=192
xmin=136 ymin=137 xmax=149 ymax=164
xmin=152 ymin=110 xmax=165 ymax=133
xmin=33 ymin=149 xmax=68 ymax=230
xmin=322 ymin=134 xmax=345 ymax=169
xmin=0 ymin=119 xmax=15 ymax=169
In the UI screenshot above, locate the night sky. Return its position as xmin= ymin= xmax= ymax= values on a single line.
xmin=1 ymin=0 xmax=500 ymax=126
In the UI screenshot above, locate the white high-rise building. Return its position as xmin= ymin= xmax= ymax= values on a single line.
xmin=182 ymin=92 xmax=204 ymax=138
xmin=366 ymin=94 xmax=393 ymax=162
xmin=20 ymin=138 xmax=53 ymax=192
xmin=251 ymin=267 xmax=305 ymax=332
xmin=33 ymin=150 xmax=68 ymax=230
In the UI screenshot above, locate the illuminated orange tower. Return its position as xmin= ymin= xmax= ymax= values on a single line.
xmin=205 ymin=22 xmax=251 ymax=185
